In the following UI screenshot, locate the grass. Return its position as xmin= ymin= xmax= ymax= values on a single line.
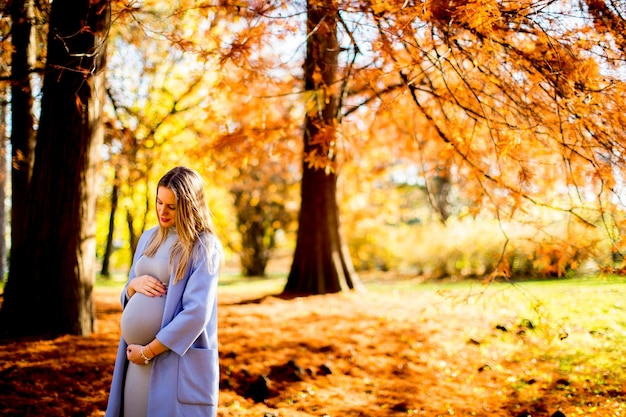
xmin=365 ymin=275 xmax=626 ymax=393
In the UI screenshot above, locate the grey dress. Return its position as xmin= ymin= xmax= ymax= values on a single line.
xmin=120 ymin=230 xmax=177 ymax=417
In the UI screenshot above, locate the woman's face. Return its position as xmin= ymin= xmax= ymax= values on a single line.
xmin=156 ymin=186 xmax=177 ymax=228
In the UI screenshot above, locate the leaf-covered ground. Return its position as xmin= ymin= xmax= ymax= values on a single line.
xmin=1 ymin=277 xmax=625 ymax=416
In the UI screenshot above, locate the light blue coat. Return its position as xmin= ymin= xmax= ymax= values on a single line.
xmin=105 ymin=226 xmax=221 ymax=417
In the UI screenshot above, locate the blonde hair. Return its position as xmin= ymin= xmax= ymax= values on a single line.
xmin=144 ymin=166 xmax=219 ymax=283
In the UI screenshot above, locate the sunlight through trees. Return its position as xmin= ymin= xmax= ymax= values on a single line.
xmin=1 ymin=0 xmax=626 ymax=336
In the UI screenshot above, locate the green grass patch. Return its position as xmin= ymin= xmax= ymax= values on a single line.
xmin=362 ymin=274 xmax=626 ymax=398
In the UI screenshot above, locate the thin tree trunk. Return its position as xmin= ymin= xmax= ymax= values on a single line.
xmin=127 ymin=210 xmax=139 ymax=256
xmin=284 ymin=0 xmax=362 ymax=295
xmin=0 ymin=88 xmax=8 ymax=281
xmin=0 ymin=0 xmax=109 ymax=338
xmin=101 ymin=172 xmax=119 ymax=277
xmin=9 ymin=0 xmax=36 ymax=254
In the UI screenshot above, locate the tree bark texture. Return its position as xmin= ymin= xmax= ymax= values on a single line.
xmin=0 ymin=0 xmax=109 ymax=337
xmin=284 ymin=0 xmax=362 ymax=295
xmin=9 ymin=0 xmax=36 ymax=254
xmin=0 ymin=88 xmax=8 ymax=281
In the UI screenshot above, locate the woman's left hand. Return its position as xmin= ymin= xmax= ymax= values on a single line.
xmin=126 ymin=344 xmax=150 ymax=365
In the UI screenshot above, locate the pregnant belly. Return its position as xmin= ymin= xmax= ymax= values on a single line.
xmin=120 ymin=294 xmax=166 ymax=345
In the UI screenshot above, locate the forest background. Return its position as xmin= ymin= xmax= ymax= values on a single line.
xmin=0 ymin=0 xmax=625 ymax=356
xmin=1 ymin=1 xmax=626 ymax=415
xmin=94 ymin=0 xmax=626 ymax=285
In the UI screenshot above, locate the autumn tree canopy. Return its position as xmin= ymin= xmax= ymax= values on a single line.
xmin=84 ymin=0 xmax=626 ymax=288
xmin=183 ymin=0 xmax=626 ymax=282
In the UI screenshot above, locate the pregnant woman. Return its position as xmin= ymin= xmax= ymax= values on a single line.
xmin=105 ymin=166 xmax=222 ymax=417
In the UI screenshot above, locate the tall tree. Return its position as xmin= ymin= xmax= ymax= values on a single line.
xmin=284 ymin=0 xmax=362 ymax=294
xmin=1 ymin=4 xmax=12 ymax=283
xmin=100 ymin=167 xmax=119 ymax=277
xmin=268 ymin=0 xmax=626 ymax=284
xmin=9 ymin=0 xmax=37 ymax=254
xmin=0 ymin=0 xmax=110 ymax=337
xmin=0 ymin=88 xmax=7 ymax=281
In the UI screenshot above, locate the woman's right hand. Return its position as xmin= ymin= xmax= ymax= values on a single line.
xmin=127 ymin=275 xmax=167 ymax=298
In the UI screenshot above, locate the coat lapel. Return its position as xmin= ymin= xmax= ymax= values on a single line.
xmin=161 ymin=272 xmax=187 ymax=326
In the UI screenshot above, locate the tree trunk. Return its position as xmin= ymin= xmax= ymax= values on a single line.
xmin=100 ymin=173 xmax=119 ymax=277
xmin=0 ymin=0 xmax=109 ymax=338
xmin=0 ymin=88 xmax=8 ymax=281
xmin=127 ymin=210 xmax=139 ymax=256
xmin=9 ymin=0 xmax=36 ymax=255
xmin=284 ymin=0 xmax=362 ymax=295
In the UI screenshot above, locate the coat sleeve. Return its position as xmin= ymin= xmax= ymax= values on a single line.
xmin=155 ymin=234 xmax=221 ymax=356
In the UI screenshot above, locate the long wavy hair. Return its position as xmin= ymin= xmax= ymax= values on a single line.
xmin=143 ymin=166 xmax=219 ymax=283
